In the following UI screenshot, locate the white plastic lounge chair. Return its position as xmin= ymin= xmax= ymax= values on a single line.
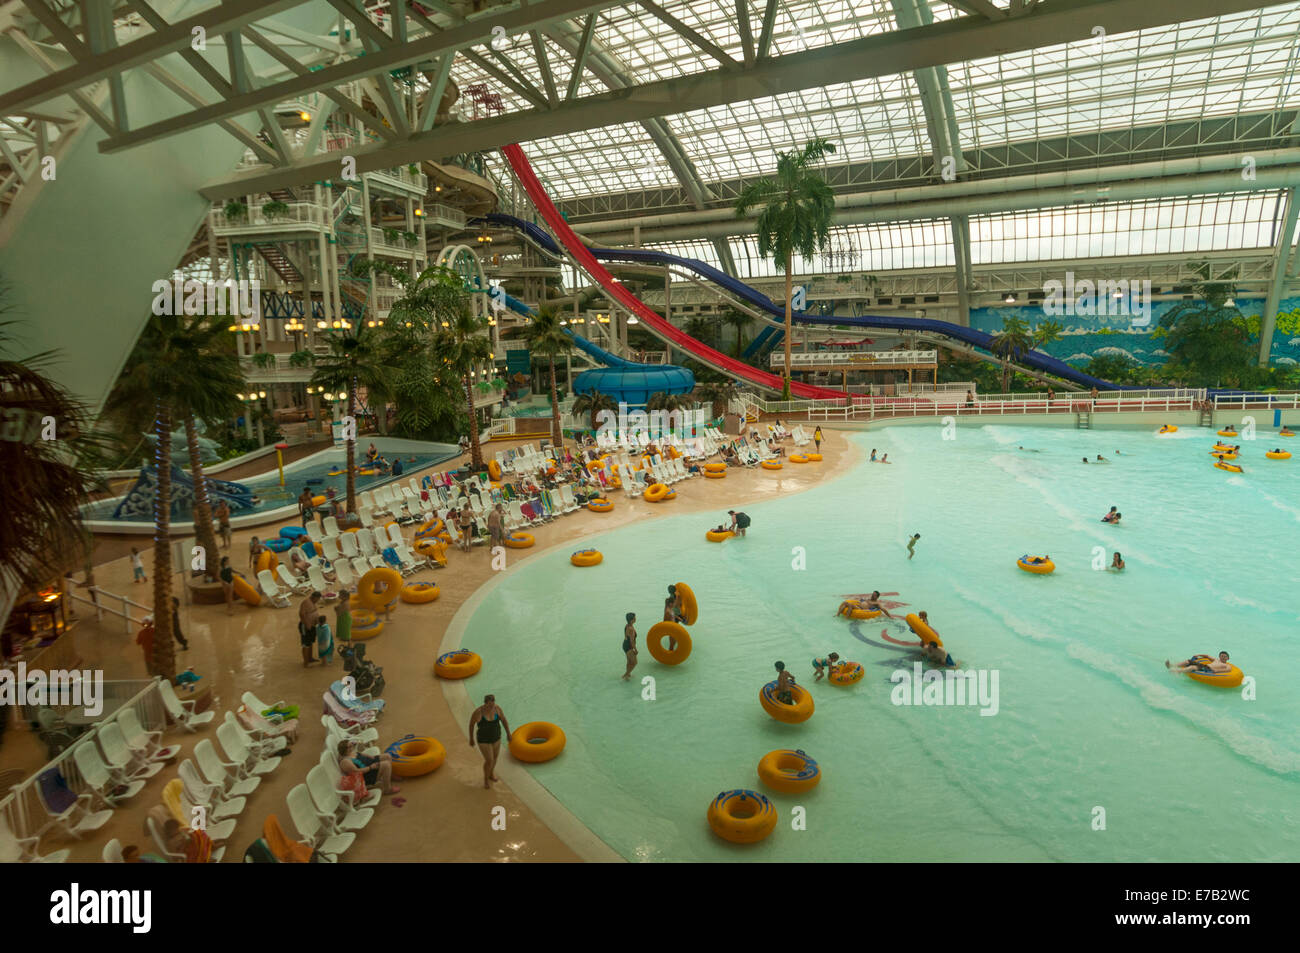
xmin=322 ymin=516 xmax=341 ymax=538
xmin=306 ymin=764 xmax=374 ymax=833
xmin=216 ymin=722 xmax=281 ymax=778
xmin=38 ymin=762 xmax=116 ymax=832
xmin=194 ymin=739 xmax=262 ymax=798
xmin=223 ymin=711 xmax=288 ymax=757
xmin=338 ymin=533 xmax=360 ymax=560
xmin=116 ymin=708 xmax=180 ymax=763
xmin=256 ymin=569 xmax=292 ymax=608
xmin=287 ymin=784 xmax=354 ymax=859
xmin=333 ymin=560 xmax=355 ymax=590
xmin=158 ymin=678 xmax=215 ymax=732
xmin=101 ymin=838 xmax=125 ymax=863
xmin=1 ymin=815 xmax=70 ymax=863
xmin=178 ymin=760 xmax=246 ymax=820
xmin=308 ymin=565 xmax=332 ymax=594
xmin=277 ymin=564 xmax=311 ymax=594
xmin=97 ymin=723 xmax=164 ymax=781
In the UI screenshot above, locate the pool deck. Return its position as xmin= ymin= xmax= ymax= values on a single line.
xmin=27 ymin=430 xmax=856 ymax=863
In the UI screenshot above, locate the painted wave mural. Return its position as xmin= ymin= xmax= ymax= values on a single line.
xmin=970 ymin=295 xmax=1300 ymax=368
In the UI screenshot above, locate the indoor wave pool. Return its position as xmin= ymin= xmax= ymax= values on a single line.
xmin=454 ymin=424 xmax=1300 ymax=862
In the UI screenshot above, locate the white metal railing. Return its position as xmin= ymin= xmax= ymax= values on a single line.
xmin=0 ymin=679 xmax=166 ymax=842
xmin=211 ymin=200 xmax=329 ymax=232
xmin=369 ymin=226 xmax=424 ymax=256
xmin=241 ymin=354 xmax=316 ymax=380
xmin=423 ymin=203 xmax=467 ymax=227
xmin=1211 ymin=392 xmax=1300 ymax=411
xmin=65 ymin=586 xmax=152 ymax=635
xmin=365 ymin=166 xmax=428 ymax=193
xmin=772 ymin=349 xmax=938 ymax=367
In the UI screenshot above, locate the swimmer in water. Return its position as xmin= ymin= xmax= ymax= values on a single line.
xmin=922 ymin=641 xmax=956 ymax=668
xmin=870 ymin=449 xmax=877 ymax=461
xmin=907 ymin=533 xmax=921 ymax=559
xmin=774 ymin=661 xmax=795 ymax=704
xmin=1081 ymin=457 xmax=1089 ymax=464
xmin=621 ymin=612 xmax=638 ymax=681
xmin=1110 ymin=552 xmax=1124 ymax=570
xmin=812 ymin=652 xmax=841 ymax=682
xmin=1166 ymin=651 xmax=1231 ymax=674
xmin=1017 ymin=446 xmax=1041 ymax=452
xmin=1095 ymin=454 xmax=1109 ymax=463
xmin=865 ymin=590 xmax=894 ymax=619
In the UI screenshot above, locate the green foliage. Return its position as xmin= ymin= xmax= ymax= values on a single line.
xmin=223 ymin=201 xmax=247 ymax=220
xmin=260 ymin=200 xmax=290 ymax=218
xmin=1157 ymin=262 xmax=1259 ymax=386
xmin=288 ymin=349 xmax=315 ymax=368
xmin=250 ymin=351 xmax=276 ymax=369
xmin=572 ymin=389 xmax=618 ymax=429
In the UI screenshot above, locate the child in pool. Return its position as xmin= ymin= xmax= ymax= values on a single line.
xmin=812 ymin=652 xmax=841 ymax=681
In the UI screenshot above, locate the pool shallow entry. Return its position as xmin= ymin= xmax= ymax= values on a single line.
xmin=459 ymin=426 xmax=1300 ymax=862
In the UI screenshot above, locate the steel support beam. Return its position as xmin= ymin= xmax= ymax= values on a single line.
xmin=0 ymin=0 xmax=308 ymax=112
xmin=193 ymin=0 xmax=1294 ymax=187
xmin=1258 ymin=189 xmax=1299 ymax=365
xmin=93 ymin=0 xmax=630 ymax=151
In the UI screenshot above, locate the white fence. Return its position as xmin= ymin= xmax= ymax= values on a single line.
xmin=771 ymin=349 xmax=938 ymax=367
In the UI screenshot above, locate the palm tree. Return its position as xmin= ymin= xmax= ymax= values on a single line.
xmin=432 ymin=302 xmax=493 ymax=472
xmin=571 ymin=389 xmax=618 ymax=431
xmin=1033 ymin=320 xmax=1064 ymax=350
xmin=104 ymin=312 xmax=230 ymax=678
xmin=683 ymin=316 xmax=716 ymax=349
xmin=990 ymin=315 xmax=1034 ymax=393
xmin=310 ymin=324 xmax=390 ymax=513
xmin=693 ymin=380 xmax=739 ymax=420
xmin=0 ymin=314 xmax=108 ymax=612
xmin=112 ymin=316 xmax=244 ymax=574
xmin=520 ymin=308 xmax=574 ymax=450
xmin=734 ymin=137 xmax=838 ymax=398
xmin=720 ymin=310 xmax=751 ymax=358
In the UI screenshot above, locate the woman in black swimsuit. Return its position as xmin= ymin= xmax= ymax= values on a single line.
xmin=468 ymin=694 xmax=511 ymax=790
xmin=622 ymin=612 xmax=638 ymax=681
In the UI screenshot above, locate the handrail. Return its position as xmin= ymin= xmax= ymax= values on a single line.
xmin=65 ymin=586 xmax=152 ymax=635
xmin=771 ymin=349 xmax=938 ymax=367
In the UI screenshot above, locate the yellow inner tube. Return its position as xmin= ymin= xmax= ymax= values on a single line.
xmin=311 ymin=494 xmax=326 ymax=506
xmin=837 ymin=599 xmax=881 ymax=620
xmin=905 ymin=613 xmax=942 ymax=647
xmin=1215 ymin=462 xmax=1243 ymax=472
xmin=761 ymin=460 xmax=783 ymax=470
xmin=509 ymin=722 xmax=566 ymax=763
xmin=1017 ymin=556 xmax=1055 ymax=574
xmin=434 ymin=649 xmax=481 ymax=679
xmin=759 ymin=681 xmax=814 ymax=723
xmin=757 ymin=750 xmax=821 ymax=794
xmin=356 ymin=567 xmax=402 ymax=610
xmin=1158 ymin=426 xmax=1177 ymax=433
xmin=806 ymin=453 xmax=823 ymax=461
xmin=587 ymin=498 xmax=614 ymax=512
xmin=570 ymin=549 xmax=603 ymax=567
xmin=387 ymin=736 xmax=446 ymax=777
xmin=255 ymin=550 xmax=279 ymax=574
xmin=505 ymin=533 xmax=535 ymax=549
xmin=706 ymin=529 xmax=734 ymax=542
xmin=703 ymin=470 xmax=727 ymax=479
xmin=703 ymin=462 xmax=727 ymax=473
xmin=789 ymin=454 xmax=810 ymax=463
xmin=488 ymin=459 xmax=502 ymax=481
xmin=707 ymin=790 xmax=777 ymax=844
xmin=643 ymin=483 xmax=669 ymax=502
xmin=646 ymin=621 xmax=691 ymax=664
xmin=1186 ymin=664 xmax=1244 ymax=688
xmin=675 ymin=581 xmax=698 ymax=625
xmin=400 ymin=582 xmax=440 ymax=603
xmin=1266 ymin=451 xmax=1291 ymax=459
xmin=828 ymin=662 xmax=864 ymax=685
xmin=415 ymin=519 xmax=445 ymax=539
xmin=350 ymin=610 xmax=384 ymax=639
xmin=1210 ymin=451 xmax=1237 ymax=459
xmin=1216 ymin=430 xmax=1238 ymax=437
xmin=415 ymin=538 xmax=449 ymax=564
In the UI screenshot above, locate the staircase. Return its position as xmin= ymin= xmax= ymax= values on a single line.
xmin=1199 ymin=405 xmax=1214 ymax=428
xmin=1075 ymin=412 xmax=1092 ymax=429
xmin=252 ymin=243 xmax=304 ymax=284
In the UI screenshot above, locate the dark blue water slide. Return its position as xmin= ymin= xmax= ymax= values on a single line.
xmin=484 ymin=212 xmax=1121 ymax=390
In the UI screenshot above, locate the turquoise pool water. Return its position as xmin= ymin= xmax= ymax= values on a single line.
xmin=88 ymin=443 xmax=459 ymax=520
xmin=459 ymin=425 xmax=1300 ymax=862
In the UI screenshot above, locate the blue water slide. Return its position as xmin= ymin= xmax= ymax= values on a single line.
xmin=485 ymin=212 xmax=1120 ymax=390
xmin=493 ymin=289 xmax=694 ymax=402
xmin=743 ymin=325 xmax=783 ymax=361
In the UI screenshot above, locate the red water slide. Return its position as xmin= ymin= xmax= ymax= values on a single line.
xmin=501 ymin=143 xmax=851 ymax=401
